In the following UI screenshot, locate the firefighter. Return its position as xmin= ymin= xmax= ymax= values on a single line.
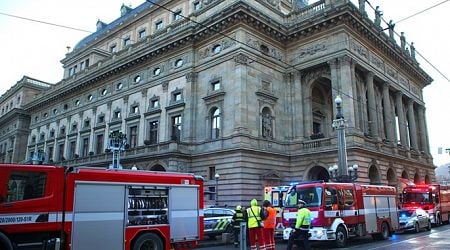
xmin=263 ymin=200 xmax=277 ymax=250
xmin=287 ymin=199 xmax=311 ymax=250
xmin=245 ymin=199 xmax=266 ymax=250
xmin=232 ymin=205 xmax=244 ymax=248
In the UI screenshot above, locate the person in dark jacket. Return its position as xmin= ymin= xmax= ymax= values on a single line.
xmin=232 ymin=205 xmax=244 ymax=247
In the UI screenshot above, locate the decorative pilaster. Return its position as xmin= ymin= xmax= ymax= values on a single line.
xmin=407 ymin=100 xmax=418 ymax=150
xmin=233 ymin=54 xmax=250 ymax=133
xmin=366 ymin=72 xmax=379 ymax=138
xmin=382 ymin=83 xmax=395 ymax=144
xmin=417 ymin=106 xmax=430 ymax=154
xmin=292 ymin=71 xmax=303 ymax=139
xmin=395 ymin=92 xmax=408 ymax=148
xmin=184 ymin=72 xmax=198 ymax=142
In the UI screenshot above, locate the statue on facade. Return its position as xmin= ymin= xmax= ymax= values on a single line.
xmin=262 ymin=113 xmax=273 ymax=138
xmin=374 ymin=6 xmax=383 ymax=28
xmin=400 ymin=32 xmax=406 ymax=50
xmin=410 ymin=42 xmax=416 ymax=60
xmin=358 ymin=0 xmax=367 ymax=16
xmin=388 ymin=20 xmax=395 ymax=40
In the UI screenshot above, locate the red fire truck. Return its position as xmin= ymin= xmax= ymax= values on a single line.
xmin=0 ymin=164 xmax=204 ymax=250
xmin=264 ymin=185 xmax=290 ymax=237
xmin=282 ymin=181 xmax=399 ymax=247
xmin=400 ymin=184 xmax=450 ymax=225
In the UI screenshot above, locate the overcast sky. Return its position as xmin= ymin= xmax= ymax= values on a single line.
xmin=1 ymin=0 xmax=449 ymax=166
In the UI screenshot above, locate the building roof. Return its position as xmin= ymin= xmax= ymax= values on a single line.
xmin=72 ymin=1 xmax=159 ymax=51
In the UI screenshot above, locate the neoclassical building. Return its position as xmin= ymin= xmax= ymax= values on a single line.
xmin=3 ymin=0 xmax=436 ymax=205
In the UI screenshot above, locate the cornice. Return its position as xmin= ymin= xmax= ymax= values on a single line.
xmin=25 ymin=0 xmax=432 ymax=111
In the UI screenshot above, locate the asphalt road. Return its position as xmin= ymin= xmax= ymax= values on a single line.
xmin=199 ymin=223 xmax=450 ymax=250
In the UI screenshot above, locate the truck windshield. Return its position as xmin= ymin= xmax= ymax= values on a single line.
xmin=403 ymin=192 xmax=430 ymax=204
xmin=284 ymin=186 xmax=322 ymax=208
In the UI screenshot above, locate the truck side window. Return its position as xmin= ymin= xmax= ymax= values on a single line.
xmin=325 ymin=187 xmax=338 ymax=210
xmin=6 ymin=171 xmax=47 ymax=202
xmin=343 ymin=189 xmax=355 ymax=208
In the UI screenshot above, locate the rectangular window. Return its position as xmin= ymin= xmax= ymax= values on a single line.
xmin=114 ymin=111 xmax=121 ymax=119
xmin=173 ymin=10 xmax=182 ymax=21
xmin=80 ymin=61 xmax=85 ymax=70
xmin=155 ymin=20 xmax=163 ymax=30
xmin=96 ymin=134 xmax=104 ymax=154
xmin=139 ymin=29 xmax=147 ymax=39
xmin=98 ymin=115 xmax=105 ymax=124
xmin=82 ymin=138 xmax=89 ymax=157
xmin=131 ymin=106 xmax=139 ymax=114
xmin=149 ymin=121 xmax=159 ymax=144
xmin=69 ymin=141 xmax=76 ymax=159
xmin=209 ymin=166 xmax=216 ymax=180
xmin=129 ymin=126 xmax=138 ymax=148
xmin=48 ymin=146 xmax=53 ymax=161
xmin=6 ymin=171 xmax=47 ymax=202
xmin=173 ymin=92 xmax=182 ymax=102
xmin=110 ymin=45 xmax=117 ymax=53
xmin=151 ymin=99 xmax=159 ymax=108
xmin=171 ymin=115 xmax=182 ymax=141
xmin=58 ymin=144 xmax=65 ymax=161
xmin=123 ymin=37 xmax=131 ymax=46
xmin=212 ymin=80 xmax=221 ymax=91
xmin=84 ymin=120 xmax=90 ymax=128
xmin=85 ymin=59 xmax=90 ymax=68
xmin=194 ymin=1 xmax=201 ymax=11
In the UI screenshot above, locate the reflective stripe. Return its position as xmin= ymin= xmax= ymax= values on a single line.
xmin=73 ymin=212 xmax=123 ymax=222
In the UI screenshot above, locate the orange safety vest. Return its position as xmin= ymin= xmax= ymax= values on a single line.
xmin=264 ymin=207 xmax=277 ymax=229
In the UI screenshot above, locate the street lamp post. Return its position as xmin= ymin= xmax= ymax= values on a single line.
xmin=329 ymin=96 xmax=358 ymax=182
xmin=215 ymin=173 xmax=220 ymax=206
xmin=107 ymin=131 xmax=127 ymax=170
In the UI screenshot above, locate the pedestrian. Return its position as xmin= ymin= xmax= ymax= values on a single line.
xmin=245 ymin=199 xmax=266 ymax=250
xmin=263 ymin=200 xmax=277 ymax=250
xmin=286 ymin=200 xmax=311 ymax=250
xmin=232 ymin=205 xmax=244 ymax=248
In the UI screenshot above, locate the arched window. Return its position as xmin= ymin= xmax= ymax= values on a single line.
xmin=211 ymin=108 xmax=221 ymax=139
xmin=261 ymin=107 xmax=273 ymax=138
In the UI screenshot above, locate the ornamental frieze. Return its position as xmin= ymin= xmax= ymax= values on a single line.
xmin=370 ymin=53 xmax=384 ymax=70
xmin=245 ymin=32 xmax=284 ymax=61
xmin=385 ymin=65 xmax=397 ymax=81
xmin=291 ymin=39 xmax=327 ymax=64
xmin=198 ymin=35 xmax=237 ymax=60
xmin=350 ymin=39 xmax=369 ymax=60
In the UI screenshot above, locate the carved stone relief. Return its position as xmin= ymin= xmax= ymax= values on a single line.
xmin=351 ymin=39 xmax=369 ymax=60
xmin=245 ymin=32 xmax=284 ymax=61
xmin=198 ymin=35 xmax=237 ymax=60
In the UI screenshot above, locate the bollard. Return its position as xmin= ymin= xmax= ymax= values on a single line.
xmin=240 ymin=222 xmax=247 ymax=250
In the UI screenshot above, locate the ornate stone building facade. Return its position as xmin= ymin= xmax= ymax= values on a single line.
xmin=4 ymin=0 xmax=435 ymax=205
xmin=0 ymin=77 xmax=51 ymax=163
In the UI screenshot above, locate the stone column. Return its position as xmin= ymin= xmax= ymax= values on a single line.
xmin=407 ymin=100 xmax=418 ymax=150
xmin=417 ymin=105 xmax=429 ymax=154
xmin=337 ymin=56 xmax=356 ymax=128
xmin=184 ymin=72 xmax=198 ymax=142
xmin=139 ymin=89 xmax=147 ymax=145
xmin=395 ymin=92 xmax=408 ymax=148
xmin=366 ymin=72 xmax=379 ymax=138
xmin=89 ymin=107 xmax=97 ymax=153
xmin=233 ymin=54 xmax=249 ymax=134
xmin=382 ymin=83 xmax=395 ymax=143
xmin=122 ymin=96 xmax=129 ymax=133
xmin=293 ymin=71 xmax=303 ymax=139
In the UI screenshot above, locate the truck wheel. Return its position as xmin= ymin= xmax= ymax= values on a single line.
xmin=335 ymin=226 xmax=348 ymax=248
xmin=380 ymin=222 xmax=390 ymax=240
xmin=133 ymin=233 xmax=164 ymax=250
xmin=0 ymin=232 xmax=13 ymax=250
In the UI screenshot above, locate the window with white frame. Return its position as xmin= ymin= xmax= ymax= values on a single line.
xmin=173 ymin=10 xmax=182 ymax=21
xmin=138 ymin=29 xmax=147 ymax=39
xmin=211 ymin=107 xmax=221 ymax=139
xmin=155 ymin=20 xmax=163 ymax=30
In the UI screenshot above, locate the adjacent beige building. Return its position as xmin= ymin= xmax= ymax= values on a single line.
xmin=2 ymin=0 xmax=436 ymax=205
